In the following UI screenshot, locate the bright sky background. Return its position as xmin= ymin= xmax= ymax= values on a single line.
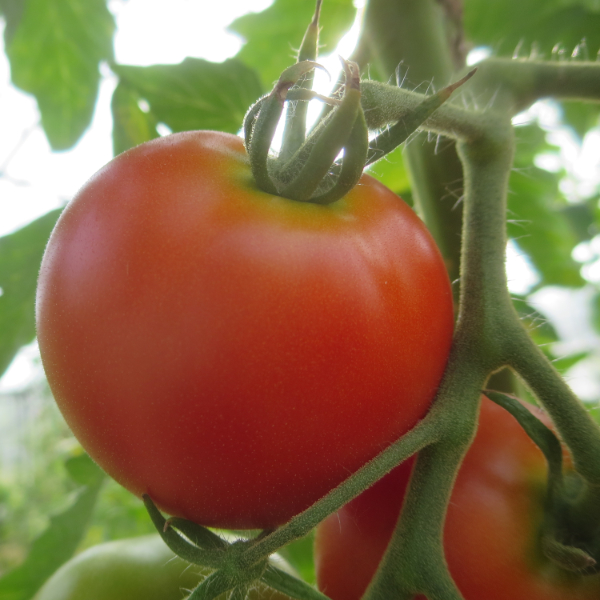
xmin=1 ymin=0 xmax=600 ymax=399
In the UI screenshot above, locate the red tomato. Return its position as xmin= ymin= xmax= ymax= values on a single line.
xmin=36 ymin=130 xmax=453 ymax=529
xmin=314 ymin=396 xmax=600 ymax=600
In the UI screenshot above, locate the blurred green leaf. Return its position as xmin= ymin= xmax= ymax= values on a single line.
xmin=366 ymin=146 xmax=411 ymax=195
xmin=277 ymin=532 xmax=315 ymax=586
xmin=111 ymin=82 xmax=159 ymax=156
xmin=560 ymin=101 xmax=600 ymax=141
xmin=0 ymin=454 xmax=104 ymax=600
xmin=0 ymin=209 xmax=62 ymax=379
xmin=464 ymin=0 xmax=600 ymax=57
xmin=560 ymin=199 xmax=599 ymax=242
xmin=64 ymin=453 xmax=104 ymax=489
xmin=513 ymin=296 xmax=560 ymax=348
xmin=229 ymin=0 xmax=356 ymax=88
xmin=591 ymin=290 xmax=600 ymax=334
xmin=112 ymin=58 xmax=264 ymax=135
xmin=508 ymin=125 xmax=583 ymax=287
xmin=0 ymin=0 xmax=26 ymax=44
xmin=5 ymin=0 xmax=115 ymax=150
xmin=552 ymin=350 xmax=590 ymax=373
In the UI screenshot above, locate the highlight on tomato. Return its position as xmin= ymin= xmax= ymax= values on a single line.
xmin=36 ymin=129 xmax=454 ymax=530
xmin=314 ymin=396 xmax=600 ymax=600
xmin=33 ymin=534 xmax=292 ymax=600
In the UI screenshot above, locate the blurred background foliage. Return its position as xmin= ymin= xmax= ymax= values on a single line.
xmin=1 ymin=0 xmax=600 ymax=598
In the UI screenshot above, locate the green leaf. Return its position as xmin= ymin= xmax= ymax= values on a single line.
xmin=560 ymin=199 xmax=598 ymax=243
xmin=112 ymin=58 xmax=264 ymax=135
xmin=111 ymin=82 xmax=159 ymax=156
xmin=366 ymin=146 xmax=411 ymax=195
xmin=552 ymin=350 xmax=590 ymax=373
xmin=0 ymin=454 xmax=104 ymax=600
xmin=229 ymin=0 xmax=356 ymax=88
xmin=513 ymin=296 xmax=559 ymax=348
xmin=591 ymin=291 xmax=600 ymax=334
xmin=464 ymin=0 xmax=600 ymax=58
xmin=0 ymin=0 xmax=26 ymax=44
xmin=6 ymin=0 xmax=115 ymax=150
xmin=560 ymin=101 xmax=600 ymax=141
xmin=507 ymin=125 xmax=583 ymax=287
xmin=64 ymin=453 xmax=104 ymax=488
xmin=277 ymin=532 xmax=316 ymax=586
xmin=0 ymin=209 xmax=62 ymax=379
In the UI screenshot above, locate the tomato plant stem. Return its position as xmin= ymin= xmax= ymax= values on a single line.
xmin=239 ymin=417 xmax=438 ymax=569
xmin=507 ymin=327 xmax=600 ymax=487
xmin=356 ymin=0 xmax=465 ymax=289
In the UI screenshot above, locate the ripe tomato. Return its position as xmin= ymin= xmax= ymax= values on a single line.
xmin=314 ymin=396 xmax=600 ymax=600
xmin=34 ymin=534 xmax=291 ymax=600
xmin=36 ymin=130 xmax=453 ymax=529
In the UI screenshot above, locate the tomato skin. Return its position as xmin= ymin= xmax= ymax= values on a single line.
xmin=33 ymin=535 xmax=290 ymax=600
xmin=314 ymin=397 xmax=600 ymax=600
xmin=36 ymin=131 xmax=453 ymax=529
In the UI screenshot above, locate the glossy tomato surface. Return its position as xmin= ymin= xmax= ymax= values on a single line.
xmin=34 ymin=534 xmax=291 ymax=600
xmin=314 ymin=397 xmax=600 ymax=600
xmin=36 ymin=131 xmax=454 ymax=529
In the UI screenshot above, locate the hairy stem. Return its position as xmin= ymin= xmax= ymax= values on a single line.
xmin=467 ymin=58 xmax=600 ymax=115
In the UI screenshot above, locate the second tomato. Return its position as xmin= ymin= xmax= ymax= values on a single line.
xmin=314 ymin=397 xmax=600 ymax=600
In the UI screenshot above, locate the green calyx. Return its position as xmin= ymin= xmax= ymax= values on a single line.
xmin=244 ymin=57 xmax=367 ymax=205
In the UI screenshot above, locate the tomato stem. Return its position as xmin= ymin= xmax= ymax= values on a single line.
xmin=364 ymin=69 xmax=476 ymax=167
xmin=143 ymin=495 xmax=224 ymax=568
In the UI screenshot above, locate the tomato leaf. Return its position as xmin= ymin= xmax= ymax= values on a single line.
xmin=366 ymin=146 xmax=411 ymax=196
xmin=277 ymin=532 xmax=316 ymax=586
xmin=229 ymin=0 xmax=356 ymax=88
xmin=0 ymin=0 xmax=26 ymax=45
xmin=5 ymin=0 xmax=115 ymax=151
xmin=560 ymin=101 xmax=600 ymax=141
xmin=111 ymin=58 xmax=264 ymax=135
xmin=512 ymin=297 xmax=559 ymax=349
xmin=552 ymin=350 xmax=590 ymax=373
xmin=507 ymin=126 xmax=583 ymax=287
xmin=0 ymin=454 xmax=104 ymax=600
xmin=111 ymin=82 xmax=160 ymax=156
xmin=0 ymin=209 xmax=62 ymax=380
xmin=464 ymin=0 xmax=600 ymax=57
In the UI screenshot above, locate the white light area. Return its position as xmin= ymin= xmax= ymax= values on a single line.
xmin=571 ymin=235 xmax=600 ymax=284
xmin=534 ymin=152 xmax=562 ymax=173
xmin=528 ymin=285 xmax=600 ymax=401
xmin=466 ymin=47 xmax=492 ymax=66
xmin=505 ymin=240 xmax=540 ymax=295
xmin=565 ymin=355 xmax=600 ymax=402
xmin=573 ymin=239 xmax=596 ymax=263
xmin=0 ymin=341 xmax=44 ymax=394
xmin=109 ymin=0 xmax=274 ymax=65
xmin=530 ymin=285 xmax=599 ymax=354
xmin=513 ymin=99 xmax=600 ymax=203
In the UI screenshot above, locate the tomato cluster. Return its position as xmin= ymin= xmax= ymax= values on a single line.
xmin=314 ymin=396 xmax=600 ymax=600
xmin=36 ymin=131 xmax=454 ymax=530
